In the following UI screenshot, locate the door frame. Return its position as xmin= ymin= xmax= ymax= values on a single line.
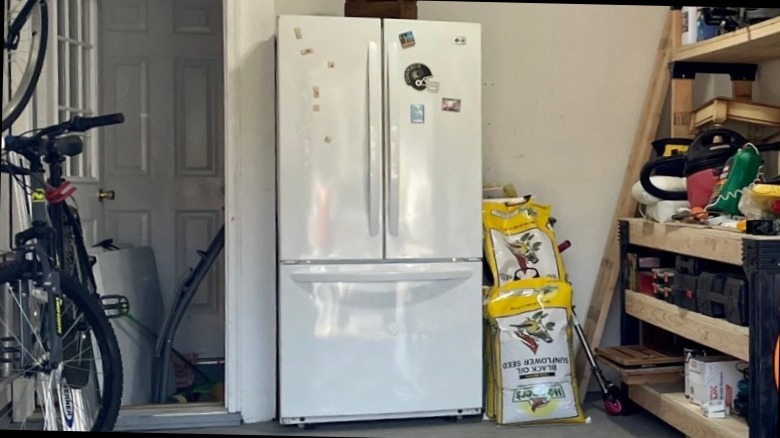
xmin=223 ymin=0 xmax=277 ymax=423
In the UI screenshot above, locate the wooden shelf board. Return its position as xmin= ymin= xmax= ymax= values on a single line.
xmin=629 ymin=384 xmax=748 ymax=438
xmin=672 ymin=16 xmax=780 ymax=63
xmin=625 ymin=290 xmax=749 ymax=362
xmin=623 ymin=218 xmax=745 ymax=266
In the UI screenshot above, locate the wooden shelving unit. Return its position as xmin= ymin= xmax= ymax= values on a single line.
xmin=599 ymin=11 xmax=780 ymax=438
xmin=615 ymin=218 xmax=780 ymax=438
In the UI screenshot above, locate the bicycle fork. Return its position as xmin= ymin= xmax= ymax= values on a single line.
xmin=13 ymin=243 xmax=64 ymax=374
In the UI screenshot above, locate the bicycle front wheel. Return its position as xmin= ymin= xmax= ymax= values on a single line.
xmin=0 ymin=261 xmax=123 ymax=431
xmin=2 ymin=0 xmax=49 ymax=131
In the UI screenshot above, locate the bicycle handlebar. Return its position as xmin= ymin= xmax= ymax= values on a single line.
xmin=2 ymin=112 xmax=125 ymax=159
xmin=69 ymin=113 xmax=125 ymax=133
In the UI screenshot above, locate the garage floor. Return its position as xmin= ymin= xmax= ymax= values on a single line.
xmin=151 ymin=393 xmax=682 ymax=437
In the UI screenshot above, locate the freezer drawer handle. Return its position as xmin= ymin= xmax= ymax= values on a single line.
xmin=290 ymin=269 xmax=473 ymax=283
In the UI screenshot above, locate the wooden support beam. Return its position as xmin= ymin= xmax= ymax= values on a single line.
xmin=574 ymin=11 xmax=674 ymax=399
xmin=671 ymin=78 xmax=694 ymax=137
xmin=731 ymin=80 xmax=753 ymax=102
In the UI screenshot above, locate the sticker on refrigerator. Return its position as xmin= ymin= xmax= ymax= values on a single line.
xmin=300 ymin=48 xmax=314 ymax=56
xmin=426 ymin=80 xmax=440 ymax=93
xmin=313 ymin=104 xmax=321 ymax=112
xmin=453 ymin=36 xmax=467 ymax=45
xmin=313 ymin=86 xmax=320 ymax=98
xmin=399 ymin=31 xmax=415 ymax=48
xmin=410 ymin=104 xmax=425 ymax=124
xmin=294 ymin=27 xmax=302 ymax=39
xmin=327 ymin=61 xmax=335 ymax=68
xmin=404 ymin=63 xmax=434 ymax=91
xmin=442 ymin=98 xmax=461 ymax=112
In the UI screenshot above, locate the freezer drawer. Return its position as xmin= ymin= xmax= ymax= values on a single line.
xmin=278 ymin=262 xmax=483 ymax=423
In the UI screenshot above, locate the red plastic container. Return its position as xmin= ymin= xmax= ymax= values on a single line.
xmin=686 ymin=167 xmax=719 ymax=209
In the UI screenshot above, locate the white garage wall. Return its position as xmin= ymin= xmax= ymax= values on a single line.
xmin=415 ymin=2 xmax=668 ymax=389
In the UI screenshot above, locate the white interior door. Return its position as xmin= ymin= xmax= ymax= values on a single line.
xmin=276 ymin=15 xmax=384 ymax=262
xmin=383 ymin=19 xmax=482 ymax=261
xmin=98 ymin=0 xmax=225 ymax=358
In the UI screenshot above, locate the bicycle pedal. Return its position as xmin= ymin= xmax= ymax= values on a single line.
xmin=100 ymin=295 xmax=130 ymax=319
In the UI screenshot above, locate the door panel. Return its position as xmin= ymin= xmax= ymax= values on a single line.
xmin=383 ymin=20 xmax=482 ymax=260
xmin=279 ymin=262 xmax=483 ymax=420
xmin=277 ymin=15 xmax=384 ymax=262
xmin=99 ymin=0 xmax=225 ymax=358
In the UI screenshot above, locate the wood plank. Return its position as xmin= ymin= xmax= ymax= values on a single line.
xmin=672 ymin=78 xmax=695 ymax=138
xmin=598 ymin=359 xmax=683 ymax=386
xmin=624 ymin=218 xmax=745 ymax=266
xmin=625 ymin=290 xmax=749 ymax=361
xmin=629 ymin=384 xmax=748 ymax=438
xmin=673 ymin=15 xmax=780 ymax=64
xmin=731 ymin=81 xmax=753 ymax=102
xmin=596 ymin=345 xmax=684 ymax=367
xmin=575 ymin=12 xmax=674 ymax=400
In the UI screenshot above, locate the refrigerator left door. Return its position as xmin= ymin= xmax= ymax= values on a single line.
xmin=278 ymin=262 xmax=484 ymax=424
xmin=277 ymin=15 xmax=384 ymax=262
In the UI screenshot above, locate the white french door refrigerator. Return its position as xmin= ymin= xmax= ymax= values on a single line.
xmin=276 ymin=15 xmax=483 ymax=425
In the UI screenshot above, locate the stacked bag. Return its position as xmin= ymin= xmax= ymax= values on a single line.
xmin=482 ymin=196 xmax=586 ymax=425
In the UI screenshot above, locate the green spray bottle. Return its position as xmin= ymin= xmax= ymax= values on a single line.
xmin=706 ymin=143 xmax=762 ymax=216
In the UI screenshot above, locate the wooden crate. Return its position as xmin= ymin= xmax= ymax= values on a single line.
xmin=595 ymin=345 xmax=684 ymax=386
xmin=345 ymin=0 xmax=418 ymax=19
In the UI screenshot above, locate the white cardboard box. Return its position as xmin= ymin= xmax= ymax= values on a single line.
xmin=687 ymin=355 xmax=744 ymax=408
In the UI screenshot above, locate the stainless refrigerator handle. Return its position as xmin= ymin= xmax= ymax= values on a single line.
xmin=290 ymin=269 xmax=474 ymax=283
xmin=368 ymin=41 xmax=381 ymax=237
xmin=388 ymin=41 xmax=400 ymax=237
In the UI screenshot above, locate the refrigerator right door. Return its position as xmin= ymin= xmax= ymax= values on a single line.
xmin=383 ymin=19 xmax=483 ymax=261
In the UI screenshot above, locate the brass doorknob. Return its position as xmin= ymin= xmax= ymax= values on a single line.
xmin=98 ymin=189 xmax=115 ymax=201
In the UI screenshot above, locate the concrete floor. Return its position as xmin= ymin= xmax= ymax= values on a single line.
xmin=152 ymin=394 xmax=683 ymax=437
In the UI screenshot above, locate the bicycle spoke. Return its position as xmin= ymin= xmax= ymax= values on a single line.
xmin=2 ymin=285 xmax=47 ymax=361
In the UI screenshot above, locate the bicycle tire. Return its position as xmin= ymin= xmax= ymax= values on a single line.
xmin=0 ymin=260 xmax=123 ymax=431
xmin=2 ymin=0 xmax=49 ymax=132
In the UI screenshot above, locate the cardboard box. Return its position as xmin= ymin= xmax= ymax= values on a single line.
xmin=687 ymin=356 xmax=744 ymax=409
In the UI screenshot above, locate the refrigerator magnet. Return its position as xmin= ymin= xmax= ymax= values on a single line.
xmin=399 ymin=31 xmax=415 ymax=48
xmin=324 ymin=136 xmax=332 ymax=144
xmin=410 ymin=104 xmax=425 ymax=124
xmin=452 ymin=36 xmax=467 ymax=45
xmin=426 ymin=80 xmax=440 ymax=93
xmin=404 ymin=63 xmax=433 ymax=91
xmin=313 ymin=104 xmax=321 ymax=112
xmin=294 ymin=27 xmax=302 ymax=39
xmin=442 ymin=98 xmax=461 ymax=112
xmin=313 ymin=86 xmax=320 ymax=98
xmin=327 ymin=61 xmax=335 ymax=68
xmin=300 ymin=48 xmax=314 ymax=55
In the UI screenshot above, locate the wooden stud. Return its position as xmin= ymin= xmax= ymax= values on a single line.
xmin=671 ymin=78 xmax=694 ymax=138
xmin=731 ymin=80 xmax=753 ymax=102
xmin=574 ymin=12 xmax=673 ymax=400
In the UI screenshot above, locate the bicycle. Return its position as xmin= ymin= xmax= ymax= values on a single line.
xmin=3 ymin=0 xmax=49 ymax=132
xmin=1 ymin=113 xmax=126 ymax=430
